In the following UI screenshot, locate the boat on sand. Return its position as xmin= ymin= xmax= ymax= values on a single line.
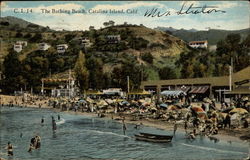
xmin=134 ymin=132 xmax=173 ymax=143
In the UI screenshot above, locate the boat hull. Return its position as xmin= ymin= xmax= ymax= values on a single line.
xmin=135 ymin=132 xmax=173 ymax=143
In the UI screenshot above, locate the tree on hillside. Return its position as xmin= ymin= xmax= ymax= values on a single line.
xmin=128 ymin=37 xmax=149 ymax=50
xmin=65 ymin=34 xmax=75 ymax=43
xmin=74 ymin=51 xmax=89 ymax=94
xmin=0 ymin=21 xmax=9 ymax=26
xmin=2 ymin=50 xmax=25 ymax=93
xmin=215 ymin=33 xmax=249 ymax=73
xmin=111 ymin=61 xmax=147 ymax=90
xmin=29 ymin=33 xmax=42 ymax=42
xmin=86 ymin=57 xmax=104 ymax=89
xmin=158 ymin=66 xmax=177 ymax=80
xmin=141 ymin=52 xmax=154 ymax=64
xmin=24 ymin=33 xmax=32 ymax=39
xmin=15 ymin=31 xmax=23 ymax=38
xmin=22 ymin=55 xmax=49 ymax=92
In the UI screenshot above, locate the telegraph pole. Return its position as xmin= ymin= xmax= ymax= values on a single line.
xmin=127 ymin=76 xmax=130 ymax=93
xmin=229 ymin=58 xmax=233 ymax=91
xmin=68 ymin=69 xmax=71 ymax=98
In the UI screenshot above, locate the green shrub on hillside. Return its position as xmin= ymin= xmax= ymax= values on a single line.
xmin=141 ymin=52 xmax=154 ymax=64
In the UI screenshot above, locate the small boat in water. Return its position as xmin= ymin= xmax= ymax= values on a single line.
xmin=134 ymin=132 xmax=173 ymax=143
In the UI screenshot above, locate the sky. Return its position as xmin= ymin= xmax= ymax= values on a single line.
xmin=1 ymin=1 xmax=249 ymax=31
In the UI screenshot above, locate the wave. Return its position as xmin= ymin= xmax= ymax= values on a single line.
xmin=82 ymin=129 xmax=130 ymax=138
xmin=56 ymin=118 xmax=65 ymax=125
xmin=180 ymin=143 xmax=248 ymax=155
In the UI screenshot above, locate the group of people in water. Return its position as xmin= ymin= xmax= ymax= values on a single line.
xmin=4 ymin=114 xmax=61 ymax=157
xmin=28 ymin=135 xmax=41 ymax=152
xmin=5 ymin=134 xmax=41 ymax=157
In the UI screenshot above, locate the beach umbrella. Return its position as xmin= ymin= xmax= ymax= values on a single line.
xmin=78 ymin=99 xmax=86 ymax=103
xmin=160 ymin=103 xmax=168 ymax=108
xmin=120 ymin=100 xmax=130 ymax=106
xmin=192 ymin=106 xmax=205 ymax=113
xmin=86 ymin=97 xmax=94 ymax=103
xmin=197 ymin=112 xmax=207 ymax=119
xmin=167 ymin=105 xmax=179 ymax=110
xmin=242 ymin=97 xmax=248 ymax=101
xmin=97 ymin=100 xmax=108 ymax=106
xmin=229 ymin=108 xmax=248 ymax=114
xmin=105 ymin=99 xmax=114 ymax=104
xmin=142 ymin=102 xmax=150 ymax=107
xmin=138 ymin=99 xmax=145 ymax=103
xmin=149 ymin=106 xmax=157 ymax=111
xmin=115 ymin=99 xmax=124 ymax=103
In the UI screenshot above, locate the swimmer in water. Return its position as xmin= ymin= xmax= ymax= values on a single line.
xmin=41 ymin=117 xmax=44 ymax=124
xmin=35 ymin=135 xmax=41 ymax=149
xmin=6 ymin=142 xmax=13 ymax=156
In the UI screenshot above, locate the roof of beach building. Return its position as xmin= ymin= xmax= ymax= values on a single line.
xmin=141 ymin=66 xmax=250 ymax=87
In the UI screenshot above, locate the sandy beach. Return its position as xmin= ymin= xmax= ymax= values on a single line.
xmin=1 ymin=94 xmax=249 ymax=145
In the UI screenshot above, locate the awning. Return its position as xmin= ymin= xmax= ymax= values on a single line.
xmin=189 ymin=86 xmax=209 ymax=94
xmin=161 ymin=90 xmax=186 ymax=96
xmin=128 ymin=90 xmax=151 ymax=95
xmin=176 ymin=86 xmax=191 ymax=93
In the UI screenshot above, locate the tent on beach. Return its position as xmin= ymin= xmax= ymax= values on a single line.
xmin=229 ymin=108 xmax=248 ymax=114
xmin=161 ymin=90 xmax=186 ymax=96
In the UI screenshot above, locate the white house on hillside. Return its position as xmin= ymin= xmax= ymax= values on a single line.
xmin=14 ymin=41 xmax=28 ymax=52
xmin=81 ymin=37 xmax=92 ymax=48
xmin=39 ymin=43 xmax=50 ymax=51
xmin=106 ymin=35 xmax=121 ymax=44
xmin=14 ymin=44 xmax=22 ymax=52
xmin=57 ymin=44 xmax=68 ymax=53
xmin=189 ymin=40 xmax=208 ymax=49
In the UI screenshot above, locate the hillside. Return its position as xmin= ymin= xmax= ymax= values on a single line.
xmin=0 ymin=16 xmax=53 ymax=32
xmin=0 ymin=17 xmax=191 ymax=93
xmin=155 ymin=27 xmax=250 ymax=45
xmin=97 ymin=25 xmax=188 ymax=57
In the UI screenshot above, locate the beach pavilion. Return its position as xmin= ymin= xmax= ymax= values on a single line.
xmin=140 ymin=66 xmax=250 ymax=102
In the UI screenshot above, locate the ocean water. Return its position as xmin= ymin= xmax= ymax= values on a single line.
xmin=0 ymin=106 xmax=249 ymax=160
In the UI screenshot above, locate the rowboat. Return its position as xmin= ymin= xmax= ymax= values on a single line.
xmin=134 ymin=132 xmax=173 ymax=143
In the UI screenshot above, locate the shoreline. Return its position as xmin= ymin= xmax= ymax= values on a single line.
xmin=1 ymin=94 xmax=249 ymax=144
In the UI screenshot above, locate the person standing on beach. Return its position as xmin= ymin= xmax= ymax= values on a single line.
xmin=122 ymin=117 xmax=127 ymax=135
xmin=58 ymin=114 xmax=60 ymax=121
xmin=173 ymin=121 xmax=178 ymax=135
xmin=6 ymin=142 xmax=13 ymax=156
xmin=184 ymin=121 xmax=188 ymax=133
xmin=224 ymin=114 xmax=231 ymax=128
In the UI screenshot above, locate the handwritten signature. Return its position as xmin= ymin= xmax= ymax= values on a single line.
xmin=144 ymin=3 xmax=226 ymax=17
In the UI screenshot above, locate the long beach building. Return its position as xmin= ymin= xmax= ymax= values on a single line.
xmin=140 ymin=66 xmax=250 ymax=101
